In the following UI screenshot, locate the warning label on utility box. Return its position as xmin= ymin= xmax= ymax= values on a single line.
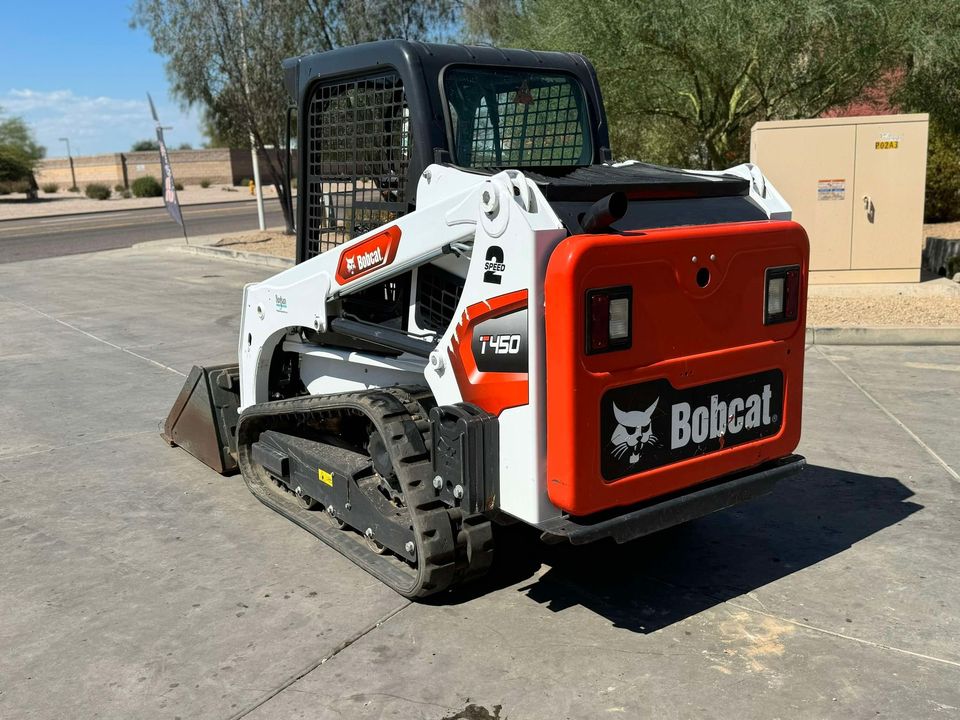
xmin=817 ymin=179 xmax=846 ymax=201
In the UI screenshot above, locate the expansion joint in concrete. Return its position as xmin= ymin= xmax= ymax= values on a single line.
xmin=815 ymin=346 xmax=960 ymax=483
xmin=225 ymin=601 xmax=411 ymax=720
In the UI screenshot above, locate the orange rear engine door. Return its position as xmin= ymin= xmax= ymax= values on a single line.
xmin=544 ymin=220 xmax=809 ymax=516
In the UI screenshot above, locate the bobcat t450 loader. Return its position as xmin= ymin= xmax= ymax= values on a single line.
xmin=164 ymin=41 xmax=809 ymax=598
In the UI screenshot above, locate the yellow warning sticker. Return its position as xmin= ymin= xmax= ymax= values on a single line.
xmin=318 ymin=469 xmax=333 ymax=486
xmin=875 ymin=140 xmax=899 ymax=150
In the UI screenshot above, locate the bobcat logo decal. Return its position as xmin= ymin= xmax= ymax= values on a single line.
xmin=610 ymin=398 xmax=659 ymax=465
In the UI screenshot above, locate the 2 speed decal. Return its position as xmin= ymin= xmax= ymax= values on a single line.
xmin=483 ymin=246 xmax=505 ymax=284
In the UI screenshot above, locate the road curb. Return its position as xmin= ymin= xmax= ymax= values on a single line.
xmin=806 ymin=326 xmax=960 ymax=345
xmin=132 ymin=235 xmax=221 ymax=250
xmin=174 ymin=243 xmax=294 ymax=269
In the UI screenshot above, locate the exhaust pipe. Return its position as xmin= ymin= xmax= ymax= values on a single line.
xmin=581 ymin=191 xmax=628 ymax=233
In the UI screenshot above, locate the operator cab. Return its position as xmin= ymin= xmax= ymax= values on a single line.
xmin=282 ymin=40 xmax=760 ymax=265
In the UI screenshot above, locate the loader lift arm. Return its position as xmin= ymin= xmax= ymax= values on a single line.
xmin=237 ymin=166 xmax=553 ymax=411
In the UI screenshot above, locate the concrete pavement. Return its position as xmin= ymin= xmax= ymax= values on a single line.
xmin=0 ymin=246 xmax=958 ymax=719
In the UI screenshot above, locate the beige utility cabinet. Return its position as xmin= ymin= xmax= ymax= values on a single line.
xmin=751 ymin=114 xmax=928 ymax=283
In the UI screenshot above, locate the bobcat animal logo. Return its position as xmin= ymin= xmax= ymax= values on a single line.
xmin=610 ymin=398 xmax=659 ymax=465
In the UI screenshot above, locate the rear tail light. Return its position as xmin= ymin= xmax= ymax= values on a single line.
xmin=586 ymin=286 xmax=632 ymax=353
xmin=609 ymin=297 xmax=630 ymax=339
xmin=764 ymin=265 xmax=801 ymax=324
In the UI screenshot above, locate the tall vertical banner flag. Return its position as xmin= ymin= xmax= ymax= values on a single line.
xmin=147 ymin=93 xmax=185 ymax=232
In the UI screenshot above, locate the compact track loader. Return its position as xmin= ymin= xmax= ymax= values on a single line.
xmin=164 ymin=41 xmax=809 ymax=598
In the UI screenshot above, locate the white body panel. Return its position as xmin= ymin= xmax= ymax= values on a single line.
xmin=237 ymin=163 xmax=790 ymax=528
xmin=287 ymin=340 xmax=427 ymax=395
xmin=421 ymin=170 xmax=567 ymax=524
xmin=613 ymin=160 xmax=793 ymax=220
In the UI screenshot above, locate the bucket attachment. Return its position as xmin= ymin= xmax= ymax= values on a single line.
xmin=162 ymin=364 xmax=241 ymax=475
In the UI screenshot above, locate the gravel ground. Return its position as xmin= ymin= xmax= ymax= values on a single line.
xmin=925 ymin=220 xmax=960 ymax=240
xmin=0 ymin=184 xmax=280 ymax=220
xmin=807 ymin=294 xmax=960 ymax=327
xmin=207 ymin=224 xmax=960 ymax=328
xmin=213 ymin=227 xmax=295 ymax=258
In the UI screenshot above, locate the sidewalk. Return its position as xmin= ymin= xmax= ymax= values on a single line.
xmin=0 ymin=183 xmax=280 ymax=221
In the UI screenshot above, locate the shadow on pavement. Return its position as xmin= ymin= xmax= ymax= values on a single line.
xmin=0 ymin=196 xmax=62 ymax=205
xmin=448 ymin=464 xmax=920 ymax=633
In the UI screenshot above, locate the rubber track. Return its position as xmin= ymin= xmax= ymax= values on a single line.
xmin=235 ymin=386 xmax=492 ymax=598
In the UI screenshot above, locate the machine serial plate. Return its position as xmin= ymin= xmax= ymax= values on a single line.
xmin=599 ymin=370 xmax=784 ymax=481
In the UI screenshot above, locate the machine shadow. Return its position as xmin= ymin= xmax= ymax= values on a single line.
xmin=450 ymin=464 xmax=920 ymax=633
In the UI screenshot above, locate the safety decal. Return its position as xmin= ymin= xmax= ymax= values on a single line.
xmin=318 ymin=468 xmax=333 ymax=486
xmin=817 ymin=179 xmax=845 ymax=201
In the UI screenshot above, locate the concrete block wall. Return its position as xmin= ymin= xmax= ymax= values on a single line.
xmin=124 ymin=149 xmax=230 ymax=185
xmin=35 ymin=148 xmax=287 ymax=190
xmin=37 ymin=154 xmax=125 ymax=189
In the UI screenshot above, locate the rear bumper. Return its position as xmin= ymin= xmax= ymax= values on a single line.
xmin=537 ymin=454 xmax=804 ymax=545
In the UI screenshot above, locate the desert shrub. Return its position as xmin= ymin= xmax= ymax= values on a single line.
xmin=42 ymin=182 xmax=58 ymax=193
xmin=121 ymin=189 xmax=131 ymax=199
xmin=174 ymin=181 xmax=184 ymax=191
xmin=925 ymin=127 xmax=960 ymax=223
xmin=199 ymin=178 xmax=211 ymax=188
xmin=131 ymin=175 xmax=162 ymax=197
xmin=68 ymin=185 xmax=80 ymax=192
xmin=0 ymin=179 xmax=30 ymax=194
xmin=114 ymin=183 xmax=125 ymax=192
xmin=85 ymin=183 xmax=111 ymax=200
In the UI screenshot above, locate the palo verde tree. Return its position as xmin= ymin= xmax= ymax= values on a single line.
xmin=485 ymin=0 xmax=960 ymax=169
xmin=132 ymin=0 xmax=454 ymax=233
xmin=0 ymin=106 xmax=45 ymax=188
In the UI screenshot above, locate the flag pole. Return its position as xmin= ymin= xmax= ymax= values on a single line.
xmin=147 ymin=93 xmax=188 ymax=244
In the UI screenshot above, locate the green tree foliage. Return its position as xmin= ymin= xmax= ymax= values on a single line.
xmin=132 ymin=0 xmax=453 ymax=231
xmin=891 ymin=3 xmax=960 ymax=133
xmin=485 ymin=0 xmax=960 ymax=169
xmin=924 ymin=125 xmax=960 ymax=222
xmin=131 ymin=139 xmax=161 ymax=151
xmin=0 ymin=106 xmax=45 ymax=184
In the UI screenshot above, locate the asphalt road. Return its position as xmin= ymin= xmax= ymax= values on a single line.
xmin=0 ymin=199 xmax=286 ymax=264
